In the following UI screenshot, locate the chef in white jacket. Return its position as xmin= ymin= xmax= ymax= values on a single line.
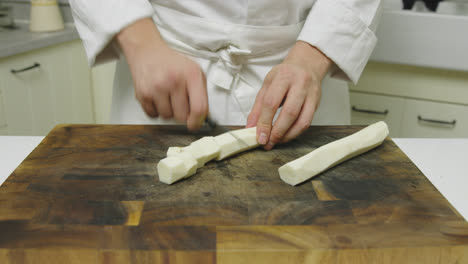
xmin=70 ymin=0 xmax=381 ymax=150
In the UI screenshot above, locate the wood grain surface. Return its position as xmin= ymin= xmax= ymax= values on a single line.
xmin=0 ymin=125 xmax=467 ymax=263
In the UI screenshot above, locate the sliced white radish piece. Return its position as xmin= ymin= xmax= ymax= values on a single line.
xmin=214 ymin=127 xmax=259 ymax=160
xmin=158 ymin=127 xmax=259 ymax=184
xmin=279 ymin=121 xmax=389 ymax=186
xmin=231 ymin=127 xmax=259 ymax=148
xmin=167 ymin=146 xmax=183 ymax=156
xmin=157 ymin=151 xmax=198 ymax=184
xmin=167 ymin=137 xmax=220 ymax=168
xmin=186 ymin=136 xmax=221 ymax=167
xmin=213 ymin=133 xmax=238 ymax=160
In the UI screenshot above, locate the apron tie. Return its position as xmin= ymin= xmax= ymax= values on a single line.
xmin=208 ymin=45 xmax=252 ymax=91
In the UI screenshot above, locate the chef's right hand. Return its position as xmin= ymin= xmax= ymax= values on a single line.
xmin=116 ymin=18 xmax=208 ymax=131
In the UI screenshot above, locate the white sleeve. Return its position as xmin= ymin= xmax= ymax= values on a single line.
xmin=69 ymin=0 xmax=154 ymax=66
xmin=297 ymin=0 xmax=382 ymax=84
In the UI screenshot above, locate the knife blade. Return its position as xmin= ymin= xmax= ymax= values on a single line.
xmin=205 ymin=116 xmax=230 ymax=134
xmin=205 ymin=116 xmax=252 ymax=148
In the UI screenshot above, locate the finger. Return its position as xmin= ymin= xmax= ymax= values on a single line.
xmin=246 ymin=87 xmax=266 ymax=128
xmin=281 ymin=95 xmax=317 ymax=143
xmin=246 ymin=70 xmax=275 ymax=128
xmin=154 ymin=92 xmax=173 ymax=119
xmin=170 ymin=84 xmax=190 ymax=123
xmin=136 ymin=87 xmax=159 ymax=118
xmin=256 ymin=75 xmax=289 ymax=145
xmin=141 ymin=99 xmax=159 ymax=118
xmin=187 ymin=69 xmax=208 ymax=131
xmin=265 ymin=85 xmax=306 ymax=150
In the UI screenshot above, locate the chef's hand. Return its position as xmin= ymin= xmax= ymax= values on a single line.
xmin=116 ymin=18 xmax=208 ymax=131
xmin=247 ymin=41 xmax=332 ymax=150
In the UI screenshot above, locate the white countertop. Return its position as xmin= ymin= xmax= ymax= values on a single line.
xmin=1 ymin=136 xmax=467 ymax=221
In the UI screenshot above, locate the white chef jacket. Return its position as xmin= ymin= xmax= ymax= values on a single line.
xmin=70 ymin=0 xmax=382 ymax=125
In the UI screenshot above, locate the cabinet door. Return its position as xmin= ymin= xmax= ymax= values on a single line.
xmin=91 ymin=61 xmax=116 ymax=124
xmin=2 ymin=53 xmax=51 ymax=135
xmin=0 ymin=41 xmax=94 ymax=136
xmin=401 ymin=99 xmax=468 ymax=138
xmin=350 ymin=92 xmax=405 ymax=137
xmin=45 ymin=41 xmax=94 ymax=125
xmin=0 ymin=92 xmax=7 ymax=135
xmin=0 ymin=64 xmax=7 ymax=135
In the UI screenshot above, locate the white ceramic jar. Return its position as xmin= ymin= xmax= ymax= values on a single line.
xmin=29 ymin=0 xmax=64 ymax=32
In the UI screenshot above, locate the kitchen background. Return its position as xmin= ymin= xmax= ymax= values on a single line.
xmin=0 ymin=0 xmax=467 ymax=138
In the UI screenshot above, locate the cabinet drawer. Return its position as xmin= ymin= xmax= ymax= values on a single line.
xmin=350 ymin=92 xmax=404 ymax=137
xmin=401 ymin=99 xmax=468 ymax=138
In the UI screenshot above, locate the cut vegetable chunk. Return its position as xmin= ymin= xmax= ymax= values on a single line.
xmin=230 ymin=127 xmax=259 ymax=147
xmin=186 ymin=136 xmax=221 ymax=167
xmin=213 ymin=133 xmax=238 ymax=160
xmin=167 ymin=147 xmax=183 ymax=156
xmin=158 ymin=127 xmax=259 ymax=184
xmin=167 ymin=137 xmax=221 ymax=168
xmin=214 ymin=127 xmax=259 ymax=160
xmin=157 ymin=152 xmax=198 ymax=184
xmin=279 ymin=121 xmax=389 ymax=186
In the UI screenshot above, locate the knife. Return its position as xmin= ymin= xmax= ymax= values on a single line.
xmin=205 ymin=116 xmax=252 ymax=148
xmin=205 ymin=116 xmax=230 ymax=134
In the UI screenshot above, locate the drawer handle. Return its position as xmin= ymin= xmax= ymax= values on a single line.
xmin=352 ymin=106 xmax=389 ymax=116
xmin=10 ymin=63 xmax=41 ymax=74
xmin=418 ymin=115 xmax=456 ymax=126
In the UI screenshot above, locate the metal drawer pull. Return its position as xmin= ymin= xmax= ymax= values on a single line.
xmin=418 ymin=115 xmax=456 ymax=126
xmin=10 ymin=62 xmax=41 ymax=74
xmin=352 ymin=106 xmax=389 ymax=116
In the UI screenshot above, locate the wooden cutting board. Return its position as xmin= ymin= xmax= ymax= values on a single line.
xmin=0 ymin=125 xmax=467 ymax=263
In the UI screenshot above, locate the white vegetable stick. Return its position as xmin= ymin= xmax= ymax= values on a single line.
xmin=158 ymin=127 xmax=259 ymax=184
xmin=279 ymin=121 xmax=389 ymax=186
xmin=167 ymin=137 xmax=221 ymax=168
xmin=157 ymin=152 xmax=198 ymax=184
xmin=214 ymin=127 xmax=259 ymax=160
xmin=167 ymin=147 xmax=183 ymax=156
xmin=159 ymin=137 xmax=221 ymax=184
xmin=186 ymin=136 xmax=221 ymax=167
xmin=213 ymin=133 xmax=238 ymax=160
xmin=230 ymin=127 xmax=259 ymax=147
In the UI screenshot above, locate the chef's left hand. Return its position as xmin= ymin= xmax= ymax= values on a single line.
xmin=247 ymin=41 xmax=332 ymax=150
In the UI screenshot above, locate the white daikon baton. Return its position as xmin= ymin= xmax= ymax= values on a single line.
xmin=278 ymin=121 xmax=389 ymax=186
xmin=158 ymin=127 xmax=259 ymax=184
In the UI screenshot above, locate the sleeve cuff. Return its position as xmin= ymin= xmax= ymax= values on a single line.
xmin=71 ymin=0 xmax=154 ymax=66
xmin=297 ymin=0 xmax=378 ymax=84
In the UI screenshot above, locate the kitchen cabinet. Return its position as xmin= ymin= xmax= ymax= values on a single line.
xmin=350 ymin=92 xmax=405 ymax=137
xmin=350 ymin=62 xmax=468 ymax=138
xmin=401 ymin=99 xmax=468 ymax=138
xmin=91 ymin=61 xmax=116 ymax=124
xmin=0 ymin=65 xmax=7 ymax=135
xmin=0 ymin=40 xmax=94 ymax=136
xmin=0 ymin=93 xmax=7 ymax=135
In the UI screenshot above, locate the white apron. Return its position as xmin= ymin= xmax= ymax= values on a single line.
xmin=111 ymin=4 xmax=350 ymax=126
